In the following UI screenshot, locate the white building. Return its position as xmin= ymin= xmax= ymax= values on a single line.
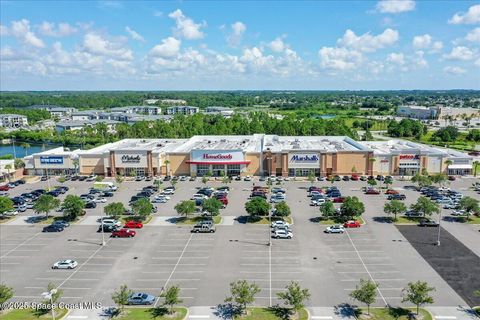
xmin=166 ymin=106 xmax=199 ymax=115
xmin=55 ymin=120 xmax=120 ymax=133
xmin=29 ymin=105 xmax=78 ymax=118
xmin=396 ymin=105 xmax=438 ymax=120
xmin=24 ymin=147 xmax=80 ymax=176
xmin=110 ymin=106 xmax=161 ymax=115
xmin=161 ymin=99 xmax=187 ymax=106
xmin=0 ymin=114 xmax=29 ymax=128
xmin=204 ymin=106 xmax=234 ymax=117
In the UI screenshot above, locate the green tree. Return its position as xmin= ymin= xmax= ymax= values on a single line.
xmin=160 ymin=286 xmax=183 ymax=314
xmin=115 ymin=175 xmax=124 ymax=184
xmin=458 ymin=196 xmax=479 ymax=215
xmin=402 ymin=281 xmax=435 ymax=315
xmin=4 ymin=164 xmax=12 ymax=182
xmin=0 ymin=196 xmax=14 ymax=217
xmin=154 ymin=178 xmax=163 ymax=190
xmin=340 ymin=196 xmax=365 ymax=220
xmin=202 ymin=198 xmax=222 ymax=216
xmin=307 ymin=171 xmax=315 ymax=185
xmin=175 ymin=200 xmax=196 ymax=218
xmin=277 ymin=281 xmax=311 ymax=318
xmin=224 ymin=280 xmax=261 ymax=315
xmin=171 ymin=179 xmax=177 ymax=188
xmin=274 ymin=201 xmax=291 ymax=217
xmin=319 ymin=201 xmax=337 ymax=220
xmin=0 ymin=284 xmax=14 ymax=310
xmin=221 ymin=174 xmax=231 ymax=186
xmin=349 ymin=279 xmax=378 ymax=315
xmin=384 ymin=200 xmax=407 ymax=221
xmin=410 ymin=196 xmax=440 ymax=218
xmin=14 ymin=158 xmax=25 ymax=169
xmin=411 ymin=173 xmax=432 ymax=188
xmin=33 ymin=194 xmax=60 ymax=218
xmin=44 ymin=283 xmax=63 ymax=304
xmin=431 ymin=173 xmax=447 ymax=187
xmin=61 ymin=195 xmax=85 ymax=221
xmin=104 ymin=202 xmax=125 ymax=219
xmin=245 ymin=197 xmax=270 ymax=220
xmin=473 ymin=160 xmax=479 ymax=177
xmin=111 ymin=284 xmax=133 ymax=312
xmin=367 ymin=178 xmax=377 ymax=187
xmin=384 ymin=175 xmax=393 ymax=188
xmin=131 ymin=198 xmax=154 ymax=219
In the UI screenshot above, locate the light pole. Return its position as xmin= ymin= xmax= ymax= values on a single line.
xmin=267 ymin=179 xmax=272 ymax=247
xmin=41 ymin=289 xmax=57 ymax=320
xmin=101 ymin=211 xmax=106 ymax=246
xmin=436 ymin=211 xmax=442 ymax=246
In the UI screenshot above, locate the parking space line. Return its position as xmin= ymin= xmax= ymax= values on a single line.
xmin=14 ymin=295 xmax=82 ymax=299
xmin=148 ymin=263 xmax=207 ymax=266
xmin=345 ymin=230 xmax=387 ymax=306
xmin=151 ymin=256 xmax=209 ymax=259
xmin=337 ymin=271 xmax=400 ymax=274
xmin=141 ymin=271 xmax=203 ymax=274
xmin=0 ymin=255 xmax=29 ymax=258
xmin=153 ymin=232 xmax=194 ymax=308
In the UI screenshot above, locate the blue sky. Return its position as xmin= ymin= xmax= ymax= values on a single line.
xmin=1 ymin=0 xmax=479 ymax=90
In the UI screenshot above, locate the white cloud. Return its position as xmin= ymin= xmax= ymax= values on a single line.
xmin=168 ymin=9 xmax=205 ymax=40
xmin=227 ymin=21 xmax=246 ymax=47
xmin=412 ymin=34 xmax=442 ymax=52
xmin=318 ymin=47 xmax=363 ymax=71
xmin=337 ymin=28 xmax=399 ymax=52
xmin=37 ymin=22 xmax=77 ymax=37
xmin=465 ymin=27 xmax=480 ymax=43
xmin=448 ymin=4 xmax=480 ymax=25
xmin=125 ymin=26 xmax=145 ymax=42
xmin=376 ymin=0 xmax=415 ymax=13
xmin=150 ymin=37 xmax=181 ymax=58
xmin=0 ymin=25 xmax=9 ymax=36
xmin=442 ymin=46 xmax=476 ymax=61
xmin=387 ymin=52 xmax=405 ymax=65
xmin=269 ymin=37 xmax=286 ymax=53
xmin=5 ymin=19 xmax=45 ymax=48
xmin=82 ymin=32 xmax=133 ymax=60
xmin=443 ymin=66 xmax=466 ymax=75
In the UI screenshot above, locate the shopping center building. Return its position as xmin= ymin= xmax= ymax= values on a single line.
xmin=23 ymin=135 xmax=475 ymax=177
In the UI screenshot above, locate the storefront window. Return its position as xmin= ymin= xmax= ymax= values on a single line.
xmin=227 ymin=164 xmax=241 ymax=176
xmin=212 ymin=164 xmax=225 ymax=177
xmin=288 ymin=168 xmax=319 ymax=176
xmin=197 ymin=164 xmax=210 ymax=176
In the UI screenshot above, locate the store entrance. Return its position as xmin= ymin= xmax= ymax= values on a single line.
xmin=399 ymin=167 xmax=419 ymax=176
xmin=125 ymin=167 xmax=146 ymax=177
xmin=212 ymin=164 xmax=225 ymax=177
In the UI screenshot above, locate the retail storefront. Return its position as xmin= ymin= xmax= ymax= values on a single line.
xmin=24 ymin=148 xmax=78 ymax=176
xmin=287 ymin=152 xmax=321 ymax=176
xmin=397 ymin=154 xmax=421 ymax=176
xmin=187 ymin=150 xmax=250 ymax=176
xmin=111 ymin=151 xmax=150 ymax=177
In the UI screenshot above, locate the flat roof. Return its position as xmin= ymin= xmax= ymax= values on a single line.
xmin=0 ymin=114 xmax=28 ymax=117
xmin=79 ymin=138 xmax=187 ymax=155
xmin=263 ymin=135 xmax=369 ymax=152
xmin=173 ymin=135 xmax=263 ymax=153
xmin=25 ymin=147 xmax=81 ymax=158
xmin=56 ymin=119 xmax=121 ymax=127
xmin=360 ymin=139 xmax=466 ymax=156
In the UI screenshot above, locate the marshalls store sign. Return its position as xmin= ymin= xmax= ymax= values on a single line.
xmin=289 ymin=153 xmax=320 ymax=168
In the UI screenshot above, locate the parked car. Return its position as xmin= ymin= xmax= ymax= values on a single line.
xmin=43 ymin=224 xmax=64 ymax=232
xmin=448 ymin=176 xmax=456 ymax=181
xmin=128 ymin=293 xmax=156 ymax=305
xmin=93 ymin=197 xmax=107 ymax=203
xmin=310 ymin=199 xmax=326 ymax=206
xmin=40 ymin=176 xmax=48 ymax=181
xmin=418 ymin=219 xmax=439 ymax=227
xmin=343 ymin=220 xmax=361 ymax=228
xmin=271 ymin=220 xmax=290 ymax=228
xmin=85 ymin=201 xmax=97 ymax=209
xmin=385 ymin=189 xmax=399 ymax=195
xmin=0 ymin=185 xmax=10 ymax=191
xmin=52 ymin=259 xmax=78 ymax=269
xmin=191 ymin=224 xmax=216 ymax=233
xmin=324 ymin=225 xmax=345 ymax=234
xmin=342 ymin=176 xmax=350 ymax=181
xmin=4 ymin=210 xmax=18 ymax=216
xmin=387 ymin=194 xmax=406 ymax=200
xmin=97 ymin=224 xmax=120 ymax=233
xmin=244 ymin=176 xmax=252 ymax=181
xmin=365 ymin=189 xmax=380 ymax=195
xmin=86 ymin=175 xmax=97 ymax=182
xmin=189 ymin=176 xmax=196 ymax=181
xmin=102 ymin=192 xmax=114 ymax=197
xmin=351 ymin=175 xmax=359 ymax=181
xmin=272 ymin=229 xmax=293 ymax=239
xmin=332 ymin=197 xmax=346 ymax=203
xmin=124 ymin=221 xmax=143 ymax=229
xmin=52 ymin=220 xmax=70 ymax=228
xmin=111 ymin=228 xmax=136 ymax=238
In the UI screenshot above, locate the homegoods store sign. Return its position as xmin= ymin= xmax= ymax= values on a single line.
xmin=191 ymin=150 xmax=244 ymax=163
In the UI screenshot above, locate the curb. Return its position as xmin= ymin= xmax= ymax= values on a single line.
xmin=59 ymin=309 xmax=71 ymax=320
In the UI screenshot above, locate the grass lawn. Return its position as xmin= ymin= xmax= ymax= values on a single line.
xmin=474 ymin=307 xmax=479 ymax=316
xmin=357 ymin=307 xmax=432 ymax=320
xmin=174 ymin=215 xmax=222 ymax=225
xmin=0 ymin=308 xmax=68 ymax=320
xmin=247 ymin=216 xmax=293 ymax=225
xmin=318 ymin=216 xmax=365 ymax=225
xmin=117 ymin=307 xmax=187 ymax=320
xmin=233 ymin=307 xmax=308 ymax=320
xmin=393 ymin=215 xmax=424 ymax=224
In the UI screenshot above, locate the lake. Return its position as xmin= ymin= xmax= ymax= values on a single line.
xmin=0 ymin=143 xmax=58 ymax=158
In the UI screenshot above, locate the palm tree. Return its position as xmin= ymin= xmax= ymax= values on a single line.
xmin=473 ymin=161 xmax=479 ymax=177
xmin=444 ymin=159 xmax=453 ymax=175
xmin=164 ymin=159 xmax=171 ymax=177
xmin=4 ymin=164 xmax=12 ymax=182
xmin=21 ymin=143 xmax=30 ymax=157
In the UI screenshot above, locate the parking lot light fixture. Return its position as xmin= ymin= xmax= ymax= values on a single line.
xmin=437 ymin=211 xmax=442 ymax=246
xmin=41 ymin=289 xmax=57 ymax=320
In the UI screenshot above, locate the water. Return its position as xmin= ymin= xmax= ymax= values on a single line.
xmin=319 ymin=114 xmax=336 ymax=119
xmin=0 ymin=143 xmax=58 ymax=158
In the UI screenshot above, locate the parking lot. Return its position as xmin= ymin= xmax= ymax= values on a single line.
xmin=1 ymin=175 xmax=479 ymax=311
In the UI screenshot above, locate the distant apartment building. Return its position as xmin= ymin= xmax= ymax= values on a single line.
xmin=71 ymin=110 xmax=101 ymax=121
xmin=161 ymin=99 xmax=187 ymax=106
xmin=29 ymin=105 xmax=78 ymax=118
xmin=0 ymin=114 xmax=28 ymax=128
xmin=166 ymin=106 xmax=199 ymax=115
xmin=396 ymin=105 xmax=438 ymax=120
xmin=144 ymin=99 xmax=159 ymax=105
xmin=110 ymin=106 xmax=161 ymax=115
xmin=55 ymin=119 xmax=120 ymax=133
xmin=204 ymin=106 xmax=234 ymax=117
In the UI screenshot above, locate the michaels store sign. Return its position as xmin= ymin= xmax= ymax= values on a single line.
xmin=288 ymin=153 xmax=320 ymax=168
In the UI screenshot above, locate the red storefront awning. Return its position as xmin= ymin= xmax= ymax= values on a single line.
xmin=186 ymin=160 xmax=251 ymax=165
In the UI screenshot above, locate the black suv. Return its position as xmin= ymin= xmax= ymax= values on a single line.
xmin=97 ymin=224 xmax=120 ymax=232
xmin=387 ymin=194 xmax=406 ymax=200
xmin=85 ymin=201 xmax=97 ymax=209
xmin=43 ymin=224 xmax=64 ymax=232
xmin=418 ymin=219 xmax=439 ymax=227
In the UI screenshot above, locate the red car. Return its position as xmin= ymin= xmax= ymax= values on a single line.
xmin=344 ymin=220 xmax=361 ymax=228
xmin=365 ymin=189 xmax=380 ymax=195
xmin=385 ymin=189 xmax=399 ymax=195
xmin=0 ymin=185 xmax=10 ymax=191
xmin=124 ymin=221 xmax=143 ymax=229
xmin=111 ymin=228 xmax=136 ymax=238
xmin=218 ymin=197 xmax=228 ymax=205
xmin=332 ymin=197 xmax=346 ymax=203
xmin=448 ymin=176 xmax=456 ymax=181
xmin=351 ymin=175 xmax=359 ymax=181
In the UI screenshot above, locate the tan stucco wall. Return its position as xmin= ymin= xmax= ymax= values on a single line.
xmin=336 ymin=152 xmax=369 ymax=175
xmin=168 ymin=154 xmax=190 ymax=176
xmin=245 ymin=153 xmax=261 ymax=176
xmin=323 ymin=154 xmax=333 ymax=174
xmin=80 ymin=155 xmax=105 ymax=175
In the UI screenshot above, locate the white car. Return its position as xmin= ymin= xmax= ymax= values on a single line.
xmin=93 ymin=197 xmax=107 ymax=203
xmin=0 ymin=191 xmax=9 ymax=196
xmin=155 ymin=195 xmax=170 ymax=200
xmin=179 ymin=176 xmax=188 ymax=181
xmin=26 ymin=203 xmax=35 ymax=209
xmin=152 ymin=197 xmax=167 ymax=203
xmin=107 ymin=186 xmax=118 ymax=191
xmin=16 ymin=204 xmax=27 ymax=212
xmin=4 ymin=210 xmax=18 ymax=216
xmin=310 ymin=199 xmax=326 ymax=206
xmin=271 ymin=220 xmax=290 ymax=228
xmin=272 ymin=229 xmax=293 ymax=239
xmin=452 ymin=210 xmax=469 ymax=216
xmin=244 ymin=176 xmax=252 ymax=181
xmin=191 ymin=194 xmax=208 ymax=200
xmin=52 ymin=259 xmax=78 ymax=269
xmin=162 ymin=189 xmax=175 ymax=195
xmin=86 ymin=175 xmax=97 ymax=182
xmin=102 ymin=219 xmax=122 ymax=227
xmin=325 ymin=225 xmax=345 ymax=234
